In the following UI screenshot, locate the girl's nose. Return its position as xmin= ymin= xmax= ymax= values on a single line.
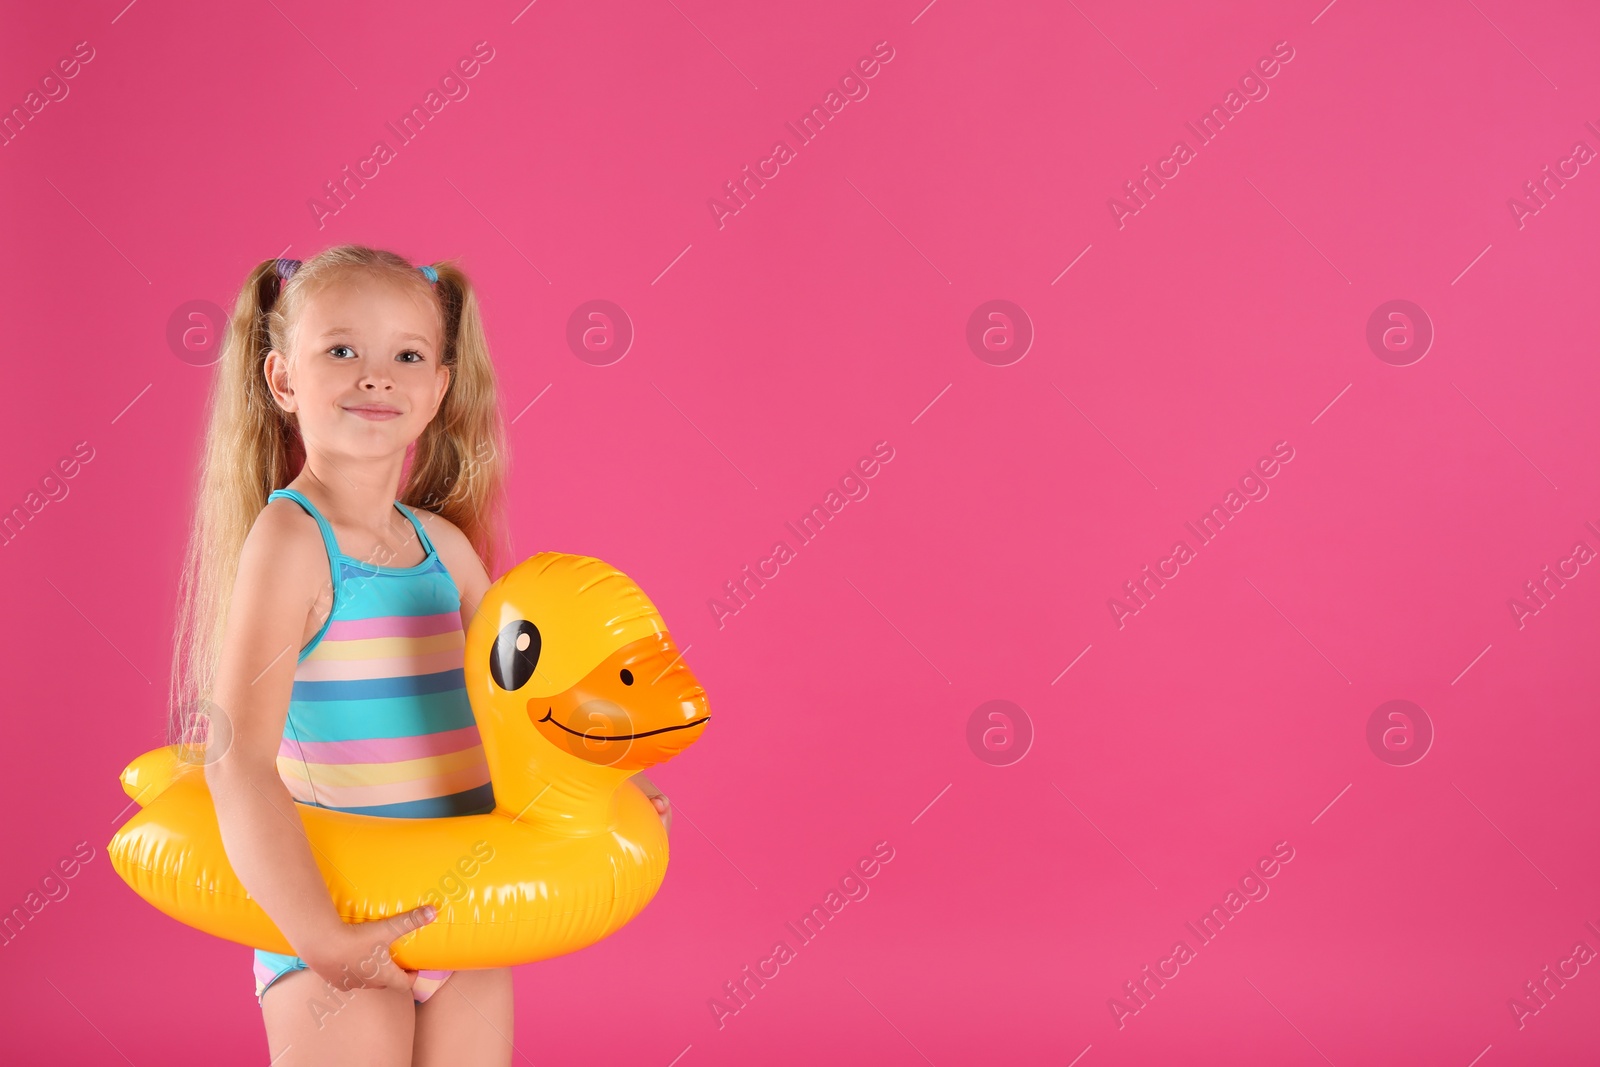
xmin=358 ymin=360 xmax=395 ymax=388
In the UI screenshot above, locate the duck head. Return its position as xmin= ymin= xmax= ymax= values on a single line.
xmin=464 ymin=553 xmax=709 ymax=825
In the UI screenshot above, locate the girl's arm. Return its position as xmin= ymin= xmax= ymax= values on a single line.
xmin=205 ymin=502 xmax=432 ymax=990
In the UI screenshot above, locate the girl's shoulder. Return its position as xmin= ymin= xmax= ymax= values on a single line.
xmin=244 ymin=496 xmax=332 ymax=571
xmin=229 ymin=497 xmax=334 ymax=625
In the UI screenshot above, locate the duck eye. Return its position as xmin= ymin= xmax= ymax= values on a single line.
xmin=620 ymin=668 xmax=634 ymax=686
xmin=490 ymin=620 xmax=541 ymax=691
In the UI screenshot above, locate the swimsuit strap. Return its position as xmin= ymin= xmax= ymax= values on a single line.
xmin=264 ymin=487 xmax=341 ymax=801
xmin=394 ymin=501 xmax=438 ymax=558
xmin=268 ymin=488 xmax=435 ymax=567
xmin=267 ymin=488 xmax=343 ymax=573
xmin=267 ymin=488 xmax=345 ymax=660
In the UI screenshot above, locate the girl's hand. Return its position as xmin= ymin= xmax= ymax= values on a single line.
xmin=298 ymin=904 xmax=437 ymax=995
xmin=632 ymin=772 xmax=672 ymax=834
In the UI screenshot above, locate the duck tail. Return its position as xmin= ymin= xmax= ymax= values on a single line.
xmin=119 ymin=744 xmax=198 ymax=807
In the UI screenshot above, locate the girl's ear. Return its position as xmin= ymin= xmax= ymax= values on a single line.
xmin=264 ymin=349 xmax=297 ymax=412
xmin=432 ymin=363 xmax=452 ymax=410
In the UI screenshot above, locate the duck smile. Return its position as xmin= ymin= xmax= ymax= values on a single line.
xmin=535 ymin=708 xmax=710 ymax=743
xmin=519 ymin=630 xmax=712 ymax=770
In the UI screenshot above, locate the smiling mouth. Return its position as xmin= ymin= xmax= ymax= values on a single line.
xmin=536 ymin=708 xmax=710 ymax=742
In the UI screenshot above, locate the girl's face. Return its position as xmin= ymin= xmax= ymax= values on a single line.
xmin=266 ymin=275 xmax=448 ymax=462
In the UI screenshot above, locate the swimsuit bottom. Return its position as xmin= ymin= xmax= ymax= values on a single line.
xmin=254 ymin=949 xmax=451 ymax=1008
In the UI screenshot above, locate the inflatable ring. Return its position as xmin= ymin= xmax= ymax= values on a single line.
xmin=108 ymin=553 xmax=710 ymax=969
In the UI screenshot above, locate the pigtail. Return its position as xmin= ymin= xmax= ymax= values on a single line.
xmin=165 ymin=259 xmax=301 ymax=752
xmin=402 ymin=260 xmax=512 ymax=579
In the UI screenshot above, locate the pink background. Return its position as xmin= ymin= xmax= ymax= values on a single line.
xmin=3 ymin=0 xmax=1598 ymax=1063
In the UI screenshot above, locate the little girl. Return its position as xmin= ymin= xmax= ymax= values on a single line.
xmin=166 ymin=245 xmax=671 ymax=1066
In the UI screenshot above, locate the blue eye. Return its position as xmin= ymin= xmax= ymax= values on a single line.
xmin=328 ymin=344 xmax=425 ymax=363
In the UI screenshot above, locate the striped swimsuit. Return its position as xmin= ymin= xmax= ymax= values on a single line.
xmin=252 ymin=488 xmax=495 ymax=1007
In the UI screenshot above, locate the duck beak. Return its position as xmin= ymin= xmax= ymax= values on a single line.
xmin=529 ymin=633 xmax=709 ymax=771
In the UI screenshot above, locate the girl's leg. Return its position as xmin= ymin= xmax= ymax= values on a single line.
xmin=261 ymin=965 xmax=416 ymax=1067
xmin=411 ymin=967 xmax=515 ymax=1067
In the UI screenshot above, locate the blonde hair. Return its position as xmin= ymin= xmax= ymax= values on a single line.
xmin=166 ymin=244 xmax=510 ymax=750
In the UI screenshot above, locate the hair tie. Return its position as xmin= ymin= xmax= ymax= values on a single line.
xmin=271 ymin=257 xmax=436 ymax=289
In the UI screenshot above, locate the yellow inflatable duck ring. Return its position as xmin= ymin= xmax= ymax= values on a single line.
xmin=108 ymin=553 xmax=710 ymax=969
